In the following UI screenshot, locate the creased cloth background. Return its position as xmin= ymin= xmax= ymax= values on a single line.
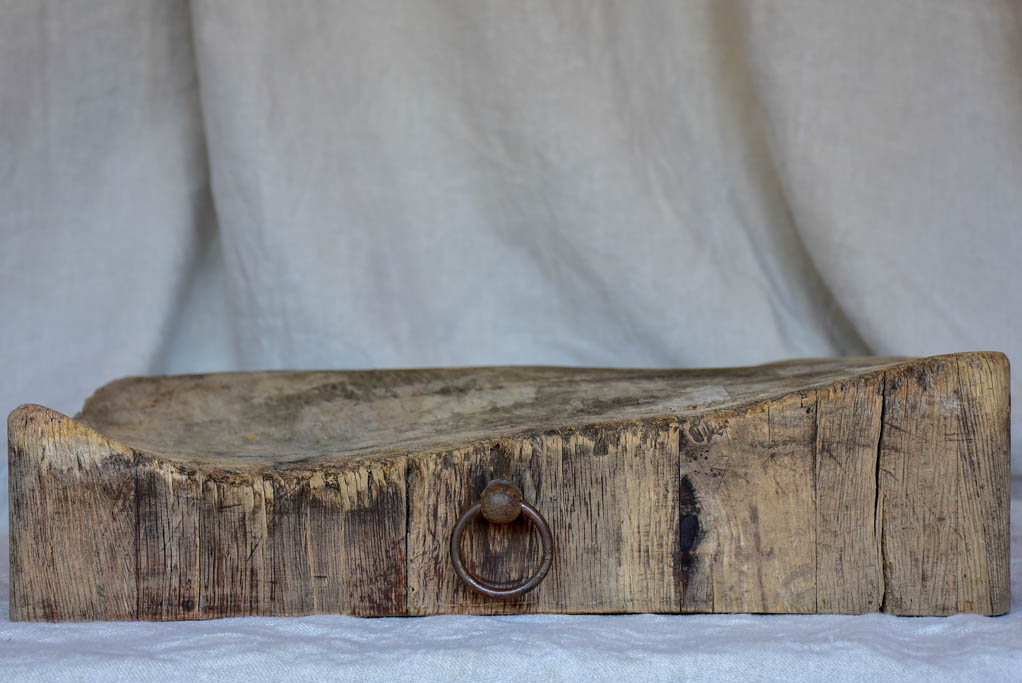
xmin=2 ymin=0 xmax=1021 ymax=680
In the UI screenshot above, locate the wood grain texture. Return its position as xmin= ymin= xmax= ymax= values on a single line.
xmin=814 ymin=373 xmax=885 ymax=613
xmin=8 ymin=406 xmax=137 ymax=621
xmin=407 ymin=420 xmax=682 ymax=614
xmin=7 ymin=352 xmax=1010 ymax=620
xmin=678 ymin=392 xmax=818 ymax=613
xmin=878 ymin=354 xmax=1010 ymax=615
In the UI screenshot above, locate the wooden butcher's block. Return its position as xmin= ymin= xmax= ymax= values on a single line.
xmin=7 ymin=351 xmax=1010 ymax=621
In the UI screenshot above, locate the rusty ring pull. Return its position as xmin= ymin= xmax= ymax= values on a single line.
xmin=450 ymin=480 xmax=553 ymax=599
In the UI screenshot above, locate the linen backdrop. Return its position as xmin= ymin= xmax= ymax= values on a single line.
xmin=5 ymin=0 xmax=1022 ymax=498
xmin=2 ymin=1 xmax=1022 ymax=679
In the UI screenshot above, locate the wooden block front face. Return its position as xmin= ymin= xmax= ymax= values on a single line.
xmin=136 ymin=462 xmax=202 ymax=619
xmin=814 ymin=374 xmax=884 ymax=614
xmin=405 ymin=355 xmax=1008 ymax=616
xmin=678 ymin=392 xmax=818 ymax=613
xmin=305 ymin=464 xmax=408 ymax=616
xmin=9 ymin=406 xmax=138 ymax=621
xmin=878 ymin=354 xmax=1010 ymax=615
xmin=406 ymin=421 xmax=683 ymax=614
xmin=408 ymin=393 xmax=822 ymax=615
xmin=7 ymin=353 xmax=1011 ymax=620
xmin=136 ymin=461 xmax=408 ymax=620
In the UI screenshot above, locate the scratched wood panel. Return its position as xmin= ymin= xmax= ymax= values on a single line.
xmin=135 ymin=464 xmax=408 ymax=620
xmin=406 ymin=442 xmax=543 ymax=615
xmin=949 ymin=354 xmax=1011 ymax=615
xmin=678 ymin=391 xmax=818 ymax=613
xmin=136 ymin=459 xmax=202 ymax=619
xmin=304 ymin=460 xmax=407 ymax=616
xmin=198 ymin=476 xmax=268 ymax=617
xmin=406 ymin=421 xmax=681 ymax=614
xmin=7 ymin=352 xmax=1010 ymax=620
xmin=878 ymin=353 xmax=1010 ymax=615
xmin=814 ymin=374 xmax=884 ymax=613
xmin=8 ymin=405 xmax=138 ymax=621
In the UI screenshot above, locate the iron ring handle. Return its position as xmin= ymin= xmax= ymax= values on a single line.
xmin=450 ymin=481 xmax=553 ymax=599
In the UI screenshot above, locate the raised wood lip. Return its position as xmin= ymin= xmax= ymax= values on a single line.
xmin=12 ymin=351 xmax=1008 ymax=471
xmin=80 ymin=355 xmax=914 ymax=381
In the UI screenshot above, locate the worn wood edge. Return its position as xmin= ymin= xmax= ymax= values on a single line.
xmin=8 ymin=351 xmax=1011 ymax=620
xmin=8 ymin=404 xmax=139 ymax=621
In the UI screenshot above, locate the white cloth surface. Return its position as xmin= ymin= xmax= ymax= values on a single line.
xmin=2 ymin=0 xmax=1022 ymax=679
xmin=1 ymin=483 xmax=1021 ymax=682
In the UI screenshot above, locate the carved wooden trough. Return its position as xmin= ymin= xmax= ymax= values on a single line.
xmin=7 ymin=351 xmax=1009 ymax=620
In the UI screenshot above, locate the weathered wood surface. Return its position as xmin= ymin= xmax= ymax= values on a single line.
xmin=7 ymin=351 xmax=1010 ymax=620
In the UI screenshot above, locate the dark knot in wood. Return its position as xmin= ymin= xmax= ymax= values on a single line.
xmin=479 ymin=480 xmax=523 ymax=524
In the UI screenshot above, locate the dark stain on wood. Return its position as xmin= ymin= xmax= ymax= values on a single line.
xmin=676 ymin=475 xmax=701 ymax=610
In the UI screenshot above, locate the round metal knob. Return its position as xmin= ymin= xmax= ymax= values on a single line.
xmin=479 ymin=480 xmax=523 ymax=524
xmin=450 ymin=480 xmax=553 ymax=599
